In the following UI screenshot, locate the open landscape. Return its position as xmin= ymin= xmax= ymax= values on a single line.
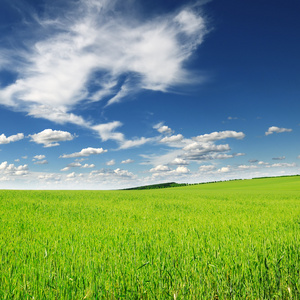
xmin=1 ymin=176 xmax=300 ymax=299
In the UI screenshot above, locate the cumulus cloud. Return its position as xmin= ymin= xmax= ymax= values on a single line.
xmin=151 ymin=165 xmax=190 ymax=178
xmin=150 ymin=165 xmax=171 ymax=172
xmin=81 ymin=163 xmax=95 ymax=168
xmin=29 ymin=129 xmax=75 ymax=147
xmin=183 ymin=142 xmax=230 ymax=152
xmin=0 ymin=161 xmax=29 ymax=176
xmin=160 ymin=134 xmax=184 ymax=143
xmin=121 ymin=159 xmax=134 ymax=164
xmin=33 ymin=155 xmax=46 ymax=160
xmin=193 ymin=130 xmax=245 ymax=142
xmin=170 ymin=158 xmax=189 ymax=165
xmin=38 ymin=173 xmax=61 ymax=181
xmin=174 ymin=166 xmax=190 ymax=174
xmin=67 ymin=172 xmax=76 ymax=179
xmin=0 ymin=0 xmax=208 ymax=126
xmin=217 ymin=166 xmax=230 ymax=173
xmin=60 ymin=147 xmax=107 ymax=158
xmin=183 ymin=143 xmax=231 ymax=161
xmin=265 ymin=126 xmax=292 ymax=136
xmin=154 ymin=123 xmax=173 ymax=134
xmin=0 ymin=133 xmax=24 ymax=144
xmin=106 ymin=160 xmax=115 ymax=166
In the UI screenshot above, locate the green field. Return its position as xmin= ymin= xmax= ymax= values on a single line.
xmin=1 ymin=176 xmax=300 ymax=299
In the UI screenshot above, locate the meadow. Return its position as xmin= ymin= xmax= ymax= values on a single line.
xmin=0 ymin=176 xmax=300 ymax=299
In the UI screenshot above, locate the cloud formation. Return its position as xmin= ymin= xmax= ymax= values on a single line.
xmin=60 ymin=147 xmax=107 ymax=158
xmin=265 ymin=126 xmax=292 ymax=136
xmin=0 ymin=0 xmax=208 ymax=128
xmin=121 ymin=159 xmax=134 ymax=164
xmin=29 ymin=129 xmax=75 ymax=147
xmin=0 ymin=161 xmax=28 ymax=176
xmin=0 ymin=133 xmax=24 ymax=145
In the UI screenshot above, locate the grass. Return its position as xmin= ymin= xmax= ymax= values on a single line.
xmin=0 ymin=176 xmax=300 ymax=299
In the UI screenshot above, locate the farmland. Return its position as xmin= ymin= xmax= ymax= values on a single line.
xmin=0 ymin=176 xmax=300 ymax=299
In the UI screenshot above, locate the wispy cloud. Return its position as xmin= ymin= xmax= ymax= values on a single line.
xmin=0 ymin=0 xmax=208 ymax=127
xmin=121 ymin=159 xmax=134 ymax=164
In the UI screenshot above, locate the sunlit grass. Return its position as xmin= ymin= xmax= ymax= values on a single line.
xmin=0 ymin=176 xmax=300 ymax=299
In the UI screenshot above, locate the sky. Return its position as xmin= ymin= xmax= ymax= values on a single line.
xmin=0 ymin=0 xmax=299 ymax=189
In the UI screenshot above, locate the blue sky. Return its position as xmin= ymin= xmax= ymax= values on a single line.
xmin=0 ymin=0 xmax=299 ymax=189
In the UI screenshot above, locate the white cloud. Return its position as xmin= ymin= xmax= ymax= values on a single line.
xmin=0 ymin=1 xmax=208 ymax=125
xmin=38 ymin=173 xmax=61 ymax=181
xmin=0 ymin=161 xmax=29 ymax=176
xmin=0 ymin=133 xmax=24 ymax=144
xmin=238 ymin=165 xmax=257 ymax=169
xmin=81 ymin=163 xmax=95 ymax=168
xmin=113 ymin=168 xmax=135 ymax=178
xmin=61 ymin=167 xmax=70 ymax=172
xmin=217 ymin=166 xmax=230 ymax=173
xmin=174 ymin=166 xmax=190 ymax=174
xmin=265 ymin=126 xmax=292 ymax=136
xmin=67 ymin=172 xmax=76 ymax=178
xmin=60 ymin=147 xmax=107 ymax=158
xmin=258 ymin=161 xmax=269 ymax=166
xmin=150 ymin=165 xmax=171 ymax=172
xmin=183 ymin=143 xmax=230 ymax=152
xmin=92 ymin=121 xmax=124 ymax=142
xmin=183 ymin=143 xmax=231 ymax=160
xmin=154 ymin=124 xmax=173 ymax=134
xmin=193 ymin=131 xmax=245 ymax=142
xmin=33 ymin=155 xmax=46 ymax=160
xmin=28 ymin=105 xmax=89 ymax=127
xmin=106 ymin=160 xmax=115 ymax=166
xmin=121 ymin=159 xmax=134 ymax=164
xmin=170 ymin=158 xmax=189 ymax=165
xmin=119 ymin=137 xmax=155 ymax=150
xmin=151 ymin=165 xmax=190 ymax=178
xmin=29 ymin=129 xmax=75 ymax=147
xmin=268 ymin=163 xmax=296 ymax=168
xmin=160 ymin=134 xmax=184 ymax=143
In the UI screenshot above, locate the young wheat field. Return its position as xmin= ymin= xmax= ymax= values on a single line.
xmin=0 ymin=176 xmax=300 ymax=299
